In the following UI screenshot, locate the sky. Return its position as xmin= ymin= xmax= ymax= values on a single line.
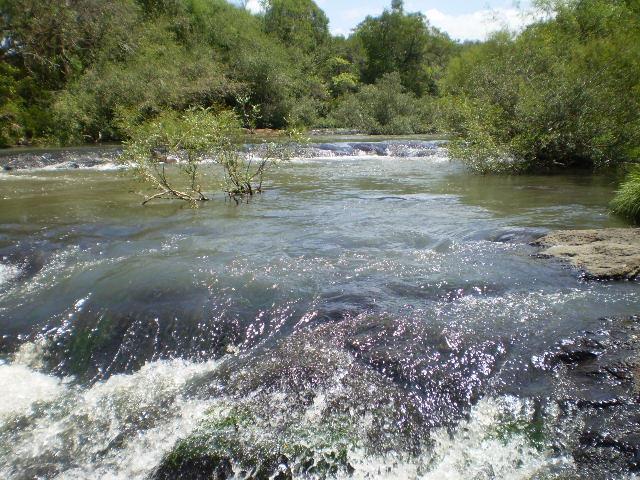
xmin=243 ymin=1 xmax=538 ymax=42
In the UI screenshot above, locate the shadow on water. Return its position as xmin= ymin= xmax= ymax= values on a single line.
xmin=435 ymin=169 xmax=629 ymax=228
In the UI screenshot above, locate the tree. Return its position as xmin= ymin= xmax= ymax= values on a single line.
xmin=0 ymin=63 xmax=25 ymax=147
xmin=440 ymin=0 xmax=640 ymax=173
xmin=0 ymin=0 xmax=139 ymax=88
xmin=263 ymin=0 xmax=330 ymax=53
xmin=53 ymin=19 xmax=234 ymax=144
xmin=120 ymin=108 xmax=298 ymax=205
xmin=354 ymin=2 xmax=453 ymax=95
xmin=329 ymin=72 xmax=429 ymax=134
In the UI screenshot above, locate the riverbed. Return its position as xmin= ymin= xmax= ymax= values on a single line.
xmin=0 ymin=140 xmax=638 ymax=479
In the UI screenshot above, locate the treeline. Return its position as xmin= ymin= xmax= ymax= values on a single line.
xmin=0 ymin=1 xmax=638 ymax=178
xmin=0 ymin=0 xmax=454 ymax=147
xmin=435 ymin=0 xmax=639 ymax=221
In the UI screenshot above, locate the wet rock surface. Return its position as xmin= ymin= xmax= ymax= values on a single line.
xmin=535 ymin=228 xmax=640 ymax=280
xmin=0 ymin=140 xmax=444 ymax=172
xmin=151 ymin=315 xmax=640 ymax=480
xmin=533 ymin=315 xmax=640 ymax=478
xmin=151 ymin=315 xmax=505 ymax=479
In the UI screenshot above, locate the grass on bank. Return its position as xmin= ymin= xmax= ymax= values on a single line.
xmin=611 ymin=166 xmax=640 ymax=223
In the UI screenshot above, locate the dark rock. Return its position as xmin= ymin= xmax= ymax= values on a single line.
xmin=39 ymin=288 xmax=248 ymax=382
xmin=531 ymin=316 xmax=640 ymax=478
xmin=492 ymin=228 xmax=548 ymax=244
xmin=153 ymin=452 xmax=233 ymax=480
xmin=556 ymin=348 xmax=599 ymax=365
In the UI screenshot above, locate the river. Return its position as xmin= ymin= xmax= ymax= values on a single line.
xmin=0 ymin=140 xmax=638 ymax=479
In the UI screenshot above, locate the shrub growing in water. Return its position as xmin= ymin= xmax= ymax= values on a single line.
xmin=120 ymin=108 xmax=297 ymax=206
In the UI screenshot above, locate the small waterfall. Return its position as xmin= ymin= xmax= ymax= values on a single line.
xmin=0 ymin=140 xmax=447 ymax=171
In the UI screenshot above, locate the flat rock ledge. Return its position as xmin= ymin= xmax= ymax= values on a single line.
xmin=535 ymin=228 xmax=640 ymax=280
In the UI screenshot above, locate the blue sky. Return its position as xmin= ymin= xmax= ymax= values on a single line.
xmin=244 ymin=1 xmax=536 ymax=41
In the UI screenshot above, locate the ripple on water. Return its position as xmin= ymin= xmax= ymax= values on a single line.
xmin=0 ymin=146 xmax=638 ymax=479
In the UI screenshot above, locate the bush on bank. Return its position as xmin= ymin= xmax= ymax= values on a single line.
xmin=439 ymin=1 xmax=640 ymax=175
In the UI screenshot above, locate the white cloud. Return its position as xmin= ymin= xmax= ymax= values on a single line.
xmin=424 ymin=7 xmax=537 ymax=41
xmin=329 ymin=7 xmax=375 ymax=35
xmin=330 ymin=27 xmax=350 ymax=37
xmin=245 ymin=0 xmax=263 ymax=14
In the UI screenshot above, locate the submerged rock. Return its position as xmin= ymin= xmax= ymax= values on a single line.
xmin=532 ymin=315 xmax=640 ymax=477
xmin=151 ymin=315 xmax=505 ymax=479
xmin=0 ymin=246 xmax=48 ymax=283
xmin=535 ymin=228 xmax=640 ymax=280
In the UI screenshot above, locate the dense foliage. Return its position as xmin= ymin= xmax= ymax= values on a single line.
xmin=612 ymin=166 xmax=640 ymax=222
xmin=0 ymin=0 xmax=454 ymax=146
xmin=439 ymin=0 xmax=640 ymax=175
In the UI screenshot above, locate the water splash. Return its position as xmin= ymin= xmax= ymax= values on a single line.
xmin=0 ymin=362 xmax=65 ymax=420
xmin=0 ymin=263 xmax=20 ymax=287
xmin=0 ymin=349 xmax=573 ymax=480
xmin=345 ymin=397 xmax=572 ymax=479
xmin=0 ymin=358 xmax=221 ymax=480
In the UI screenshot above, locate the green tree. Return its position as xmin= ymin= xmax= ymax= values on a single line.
xmin=0 ymin=0 xmax=139 ymax=87
xmin=53 ymin=19 xmax=234 ymax=144
xmin=354 ymin=1 xmax=454 ymax=95
xmin=329 ymin=72 xmax=429 ymax=134
xmin=0 ymin=63 xmax=25 ymax=146
xmin=263 ymin=0 xmax=330 ymax=53
xmin=440 ymin=0 xmax=640 ymax=173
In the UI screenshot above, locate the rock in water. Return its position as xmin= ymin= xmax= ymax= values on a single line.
xmin=535 ymin=228 xmax=640 ymax=280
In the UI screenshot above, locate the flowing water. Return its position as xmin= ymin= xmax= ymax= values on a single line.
xmin=0 ymin=140 xmax=638 ymax=479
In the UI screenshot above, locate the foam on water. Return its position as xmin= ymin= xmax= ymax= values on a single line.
xmin=0 ymin=263 xmax=20 ymax=287
xmin=0 ymin=363 xmax=65 ymax=420
xmin=0 ymin=357 xmax=222 ymax=479
xmin=2 ymin=140 xmax=447 ymax=172
xmin=0 ymin=341 xmax=566 ymax=480
xmin=344 ymin=397 xmax=570 ymax=480
xmin=36 ymin=161 xmax=124 ymax=171
xmin=419 ymin=397 xmax=568 ymax=479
